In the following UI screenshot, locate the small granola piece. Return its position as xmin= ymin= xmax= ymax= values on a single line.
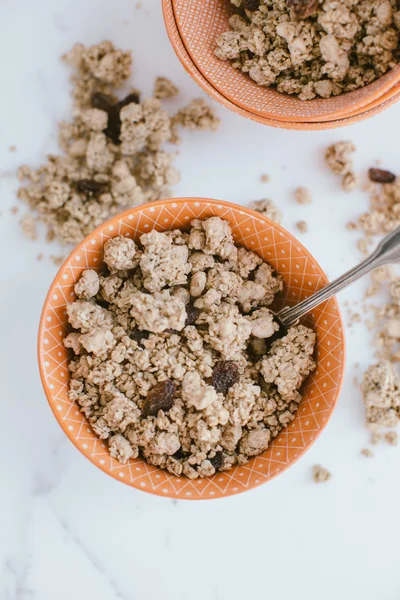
xmin=342 ymin=171 xmax=359 ymax=192
xmin=260 ymin=325 xmax=316 ymax=400
xmin=173 ymin=99 xmax=220 ymax=132
xmin=130 ymin=290 xmax=187 ymax=333
xmin=104 ymin=236 xmax=137 ymax=272
xmin=361 ymin=448 xmax=374 ymax=457
xmin=385 ymin=431 xmax=398 ymax=446
xmin=249 ymin=308 xmax=279 ymax=338
xmin=67 ymin=300 xmax=114 ymax=332
xmin=361 ymin=362 xmax=400 ymax=428
xmin=182 ymin=371 xmax=218 ymax=410
xmin=248 ymin=199 xmax=282 ymax=224
xmin=20 ymin=214 xmax=37 ymax=240
xmin=79 ymin=328 xmax=115 ymax=356
xmin=140 ymin=230 xmax=191 ymax=292
xmin=239 ymin=428 xmax=270 ymax=456
xmin=190 ymin=271 xmax=207 ymax=297
xmin=109 ymin=434 xmax=135 ymax=464
xmin=153 ymin=76 xmax=179 ymax=100
xmin=204 ymin=302 xmax=252 ymax=358
xmin=203 ymin=216 xmax=237 ymax=260
xmin=232 ymin=247 xmax=263 ymax=279
xmin=142 ymin=380 xmax=177 ymax=416
xmin=312 ymin=464 xmax=332 ymax=483
xmin=260 ymin=174 xmax=270 ymax=183
xmin=294 ymin=186 xmax=312 ymax=205
xmin=75 ymin=269 xmax=100 ymax=300
xmin=325 ymin=141 xmax=356 ymax=175
xmin=296 ymin=220 xmax=308 ymax=233
xmin=211 ymin=361 xmax=240 ymax=395
xmin=369 ymin=168 xmax=396 ymax=184
xmin=225 ymin=381 xmax=261 ymax=426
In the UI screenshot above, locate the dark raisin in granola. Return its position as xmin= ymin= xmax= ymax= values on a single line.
xmin=287 ymin=0 xmax=319 ymax=19
xmin=117 ymin=92 xmax=140 ymax=109
xmin=185 ymin=304 xmax=200 ymax=326
xmin=210 ymin=451 xmax=223 ymax=471
xmin=244 ymin=0 xmax=260 ymax=10
xmin=90 ymin=91 xmax=115 ymax=112
xmin=129 ymin=329 xmax=150 ymax=346
xmin=142 ymin=380 xmax=177 ymax=417
xmin=368 ymin=168 xmax=396 ymax=184
xmin=212 ymin=361 xmax=240 ymax=395
xmin=76 ymin=179 xmax=108 ymax=196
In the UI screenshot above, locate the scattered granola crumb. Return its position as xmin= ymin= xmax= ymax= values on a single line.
xmin=17 ymin=42 xmax=218 ymax=247
xmin=20 ymin=214 xmax=37 ymax=240
xmin=10 ymin=206 xmax=19 ymax=215
xmin=361 ymin=448 xmax=374 ymax=458
xmin=249 ymin=199 xmax=282 ymax=224
xmin=362 ymin=362 xmax=400 ymax=429
xmin=9 ymin=145 xmax=16 ymax=152
xmin=371 ymin=431 xmax=383 ymax=445
xmin=36 ymin=253 xmax=44 ymax=262
xmin=294 ymin=186 xmax=312 ymax=205
xmin=172 ymin=98 xmax=220 ymax=133
xmin=342 ymin=171 xmax=359 ymax=192
xmin=260 ymin=174 xmax=270 ymax=183
xmin=296 ymin=220 xmax=308 ymax=233
xmin=64 ymin=217 xmax=316 ymax=477
xmin=153 ymin=77 xmax=179 ymax=100
xmin=385 ymin=431 xmax=398 ymax=446
xmin=215 ymin=1 xmax=398 ymax=100
xmin=50 ymin=255 xmax=65 ymax=267
xmin=312 ymin=464 xmax=332 ymax=483
xmin=325 ymin=141 xmax=356 ymax=176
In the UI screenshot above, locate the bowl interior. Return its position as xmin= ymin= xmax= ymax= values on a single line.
xmin=172 ymin=0 xmax=400 ymax=123
xmin=39 ymin=198 xmax=345 ymax=499
xmin=163 ymin=0 xmax=400 ymax=130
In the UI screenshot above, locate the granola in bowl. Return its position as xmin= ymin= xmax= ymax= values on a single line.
xmin=63 ymin=216 xmax=317 ymax=479
xmin=215 ymin=0 xmax=400 ymax=100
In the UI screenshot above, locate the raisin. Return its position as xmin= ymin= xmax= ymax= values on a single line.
xmin=104 ymin=106 xmax=122 ymax=145
xmin=142 ymin=380 xmax=177 ymax=417
xmin=118 ymin=92 xmax=140 ymax=109
xmin=172 ymin=447 xmax=185 ymax=460
xmin=244 ymin=0 xmax=260 ymax=10
xmin=91 ymin=91 xmax=141 ymax=145
xmin=91 ymin=91 xmax=115 ymax=112
xmin=369 ymin=168 xmax=396 ymax=184
xmin=287 ymin=0 xmax=319 ymax=19
xmin=212 ymin=361 xmax=240 ymax=395
xmin=76 ymin=179 xmax=108 ymax=196
xmin=129 ymin=329 xmax=149 ymax=346
xmin=210 ymin=451 xmax=223 ymax=471
xmin=185 ymin=304 xmax=200 ymax=326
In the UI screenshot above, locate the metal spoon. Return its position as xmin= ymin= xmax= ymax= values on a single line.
xmin=275 ymin=225 xmax=400 ymax=330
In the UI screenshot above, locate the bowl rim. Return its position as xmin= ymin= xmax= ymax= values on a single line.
xmin=170 ymin=0 xmax=400 ymax=123
xmin=162 ymin=0 xmax=400 ymax=130
xmin=38 ymin=197 xmax=346 ymax=499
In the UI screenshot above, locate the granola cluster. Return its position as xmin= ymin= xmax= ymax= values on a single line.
xmin=64 ymin=217 xmax=316 ymax=478
xmin=17 ymin=42 xmax=219 ymax=246
xmin=215 ymin=0 xmax=400 ymax=100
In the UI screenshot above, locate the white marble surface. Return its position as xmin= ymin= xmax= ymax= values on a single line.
xmin=1 ymin=1 xmax=400 ymax=598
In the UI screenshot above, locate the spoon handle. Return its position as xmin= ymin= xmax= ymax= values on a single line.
xmin=277 ymin=225 xmax=400 ymax=329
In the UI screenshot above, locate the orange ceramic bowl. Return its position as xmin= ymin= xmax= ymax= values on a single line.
xmin=164 ymin=0 xmax=400 ymax=127
xmin=38 ymin=198 xmax=345 ymax=499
